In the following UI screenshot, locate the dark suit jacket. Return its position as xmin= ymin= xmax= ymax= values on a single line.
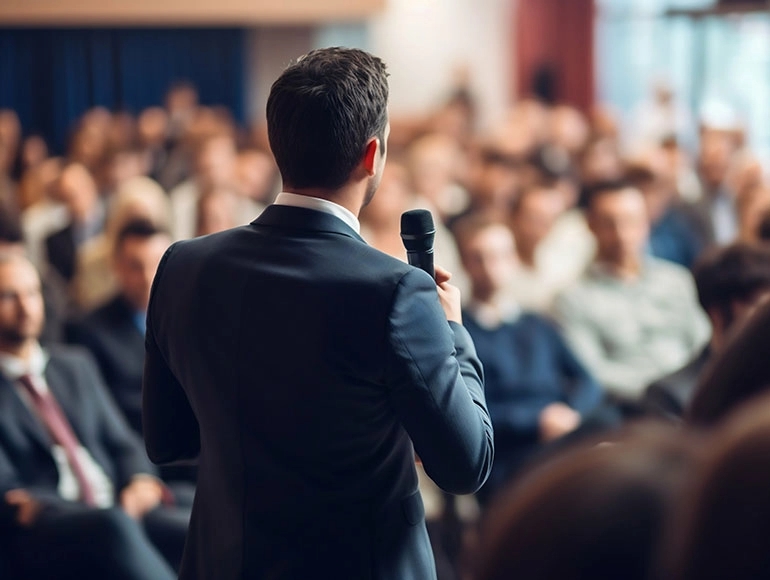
xmin=68 ymin=296 xmax=146 ymax=434
xmin=143 ymin=204 xmax=494 ymax=580
xmin=45 ymin=224 xmax=77 ymax=283
xmin=0 ymin=345 xmax=155 ymax=531
xmin=644 ymin=347 xmax=711 ymax=421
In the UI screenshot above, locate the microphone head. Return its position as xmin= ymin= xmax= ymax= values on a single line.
xmin=400 ymin=209 xmax=436 ymax=253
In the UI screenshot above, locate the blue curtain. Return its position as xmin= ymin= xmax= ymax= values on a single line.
xmin=0 ymin=28 xmax=246 ymax=153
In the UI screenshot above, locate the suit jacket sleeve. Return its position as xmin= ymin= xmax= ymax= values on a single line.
xmin=384 ymin=268 xmax=493 ymax=495
xmin=142 ymin=244 xmax=200 ymax=465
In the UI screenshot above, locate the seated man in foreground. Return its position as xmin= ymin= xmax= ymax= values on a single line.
xmin=455 ymin=215 xmax=611 ymax=502
xmin=0 ymin=253 xmax=188 ymax=579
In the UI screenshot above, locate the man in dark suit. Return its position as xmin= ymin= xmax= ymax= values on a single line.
xmin=645 ymin=242 xmax=770 ymax=420
xmin=0 ymin=253 xmax=187 ymax=579
xmin=143 ymin=47 xmax=494 ymax=580
xmin=68 ymin=220 xmax=172 ymax=435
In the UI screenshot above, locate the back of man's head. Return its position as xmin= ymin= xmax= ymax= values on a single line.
xmin=694 ymin=243 xmax=770 ymax=329
xmin=266 ymin=47 xmax=389 ymax=191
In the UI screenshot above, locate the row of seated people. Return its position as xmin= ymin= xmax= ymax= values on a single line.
xmin=0 ymin=222 xmax=189 ymax=579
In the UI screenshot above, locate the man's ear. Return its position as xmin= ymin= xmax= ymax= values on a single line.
xmin=362 ymin=138 xmax=379 ymax=176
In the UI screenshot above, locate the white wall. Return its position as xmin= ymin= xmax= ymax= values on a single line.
xmin=245 ymin=0 xmax=515 ymax=131
xmin=368 ymin=0 xmax=514 ymax=131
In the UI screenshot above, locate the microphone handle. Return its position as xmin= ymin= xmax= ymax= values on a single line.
xmin=406 ymin=250 xmax=435 ymax=280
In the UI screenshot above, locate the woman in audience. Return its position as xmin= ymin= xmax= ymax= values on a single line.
xmin=476 ymin=423 xmax=701 ymax=580
xmin=72 ymin=175 xmax=170 ymax=310
xmin=666 ymin=393 xmax=770 ymax=580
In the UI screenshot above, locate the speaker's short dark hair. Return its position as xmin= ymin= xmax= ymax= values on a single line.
xmin=694 ymin=242 xmax=770 ymax=324
xmin=114 ymin=219 xmax=170 ymax=256
xmin=266 ymin=47 xmax=389 ymax=190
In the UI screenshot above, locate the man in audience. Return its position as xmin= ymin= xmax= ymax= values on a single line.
xmin=685 ymin=128 xmax=739 ymax=247
xmin=553 ymin=182 xmax=710 ymax=407
xmin=644 ymin=242 xmax=770 ymax=420
xmin=455 ymin=215 xmax=606 ymax=501
xmin=45 ymin=162 xmax=105 ymax=283
xmin=625 ymin=164 xmax=703 ymax=268
xmin=68 ymin=220 xmax=171 ymax=435
xmin=508 ymin=182 xmax=568 ymax=311
xmin=169 ymin=132 xmax=238 ymax=240
xmin=0 ymin=253 xmax=187 ymax=579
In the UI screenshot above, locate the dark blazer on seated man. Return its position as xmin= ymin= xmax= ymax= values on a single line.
xmin=0 ymin=343 xmax=187 ymax=579
xmin=67 ymin=295 xmax=146 ymax=434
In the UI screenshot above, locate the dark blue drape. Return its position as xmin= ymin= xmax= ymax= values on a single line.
xmin=0 ymin=28 xmax=246 ymax=154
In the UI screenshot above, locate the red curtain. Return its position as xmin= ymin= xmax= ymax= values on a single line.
xmin=514 ymin=0 xmax=595 ymax=113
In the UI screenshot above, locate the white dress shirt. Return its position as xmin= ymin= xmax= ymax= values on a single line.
xmin=274 ymin=191 xmax=361 ymax=234
xmin=0 ymin=343 xmax=114 ymax=507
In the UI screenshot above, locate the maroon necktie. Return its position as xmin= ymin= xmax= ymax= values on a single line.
xmin=17 ymin=374 xmax=98 ymax=507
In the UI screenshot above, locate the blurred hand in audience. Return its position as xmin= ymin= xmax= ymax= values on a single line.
xmin=120 ymin=476 xmax=163 ymax=519
xmin=5 ymin=489 xmax=42 ymax=527
xmin=538 ymin=403 xmax=581 ymax=442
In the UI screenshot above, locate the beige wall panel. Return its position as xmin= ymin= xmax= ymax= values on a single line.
xmin=0 ymin=0 xmax=385 ymax=25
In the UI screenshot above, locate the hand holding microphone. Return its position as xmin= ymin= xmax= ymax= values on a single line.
xmin=400 ymin=209 xmax=462 ymax=324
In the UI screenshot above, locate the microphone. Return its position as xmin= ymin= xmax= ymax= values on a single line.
xmin=400 ymin=209 xmax=436 ymax=280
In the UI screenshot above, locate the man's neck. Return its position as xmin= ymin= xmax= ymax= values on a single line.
xmin=283 ymin=184 xmax=365 ymax=218
xmin=596 ymin=256 xmax=643 ymax=281
xmin=516 ymin=246 xmax=537 ymax=268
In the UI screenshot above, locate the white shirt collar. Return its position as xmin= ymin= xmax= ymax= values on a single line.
xmin=274 ymin=192 xmax=361 ymax=235
xmin=0 ymin=342 xmax=49 ymax=384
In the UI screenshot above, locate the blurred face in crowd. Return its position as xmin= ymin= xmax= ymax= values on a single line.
xmin=235 ymin=150 xmax=277 ymax=203
xmin=581 ymin=138 xmax=623 ymax=184
xmin=138 ymin=107 xmax=169 ymax=148
xmin=699 ymin=130 xmax=734 ymax=191
xmin=589 ymin=187 xmax=650 ymax=272
xmin=196 ymin=135 xmax=237 ymax=190
xmin=0 ymin=110 xmax=21 ymax=172
xmin=56 ymin=163 xmax=99 ymax=222
xmin=638 ymin=178 xmax=675 ymax=224
xmin=0 ymin=256 xmax=44 ymax=347
xmin=510 ymin=187 xmax=564 ymax=266
xmin=549 ymin=106 xmax=590 ymax=155
xmin=19 ymin=135 xmax=48 ymax=172
xmin=104 ymin=150 xmax=150 ymax=193
xmin=408 ymin=134 xmax=458 ymax=203
xmin=114 ymin=233 xmax=171 ymax=313
xmin=195 ymin=190 xmax=238 ymax=237
xmin=460 ymin=223 xmax=518 ymax=302
xmin=360 ymin=162 xmax=411 ymax=229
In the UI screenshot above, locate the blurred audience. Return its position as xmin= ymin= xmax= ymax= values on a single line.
xmin=455 ymin=215 xmax=609 ymax=502
xmin=688 ymin=291 xmax=770 ymax=427
xmin=507 ymin=181 xmax=569 ymax=311
xmin=45 ymin=162 xmax=105 ymax=284
xmin=665 ymin=394 xmax=770 ymax=580
xmin=73 ymin=176 xmax=171 ymax=310
xmin=645 ymin=243 xmax=770 ymax=421
xmin=0 ymin=253 xmax=187 ymax=579
xmin=554 ymin=182 xmax=710 ymax=407
xmin=476 ymin=424 xmax=701 ymax=580
xmin=1 ymin=72 xmax=770 ymax=580
xmin=68 ymin=220 xmax=171 ymax=435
